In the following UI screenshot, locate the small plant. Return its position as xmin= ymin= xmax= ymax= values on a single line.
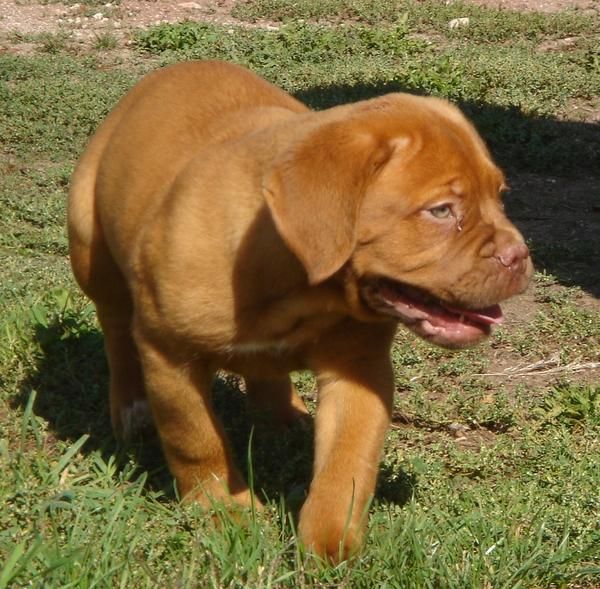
xmin=534 ymin=384 xmax=600 ymax=428
xmin=36 ymin=31 xmax=71 ymax=54
xmin=7 ymin=31 xmax=35 ymax=44
xmin=93 ymin=31 xmax=119 ymax=51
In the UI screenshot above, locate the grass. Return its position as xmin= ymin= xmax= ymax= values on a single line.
xmin=232 ymin=0 xmax=597 ymax=39
xmin=1 ymin=0 xmax=599 ymax=586
xmin=93 ymin=32 xmax=119 ymax=51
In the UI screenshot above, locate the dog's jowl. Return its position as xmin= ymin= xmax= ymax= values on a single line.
xmin=68 ymin=60 xmax=532 ymax=561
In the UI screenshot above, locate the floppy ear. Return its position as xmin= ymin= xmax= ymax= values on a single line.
xmin=263 ymin=121 xmax=394 ymax=284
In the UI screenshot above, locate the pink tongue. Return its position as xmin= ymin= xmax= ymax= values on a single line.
xmin=378 ymin=283 xmax=504 ymax=327
xmin=443 ymin=303 xmax=504 ymax=325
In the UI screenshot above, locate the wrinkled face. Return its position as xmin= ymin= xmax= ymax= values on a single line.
xmin=353 ymin=116 xmax=533 ymax=348
xmin=264 ymin=93 xmax=533 ymax=348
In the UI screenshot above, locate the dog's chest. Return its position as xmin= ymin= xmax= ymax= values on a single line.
xmin=220 ymin=311 xmax=343 ymax=376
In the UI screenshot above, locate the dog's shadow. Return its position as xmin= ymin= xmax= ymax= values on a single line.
xmin=11 ymin=316 xmax=173 ymax=489
xmin=14 ymin=316 xmax=416 ymax=508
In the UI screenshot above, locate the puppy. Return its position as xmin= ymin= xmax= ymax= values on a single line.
xmin=68 ymin=60 xmax=532 ymax=561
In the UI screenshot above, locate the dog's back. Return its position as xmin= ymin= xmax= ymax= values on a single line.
xmin=69 ymin=61 xmax=306 ymax=298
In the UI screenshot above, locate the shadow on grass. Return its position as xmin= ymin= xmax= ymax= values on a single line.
xmin=10 ymin=318 xmax=174 ymax=491
xmin=296 ymin=81 xmax=600 ymax=298
xmin=14 ymin=315 xmax=417 ymax=508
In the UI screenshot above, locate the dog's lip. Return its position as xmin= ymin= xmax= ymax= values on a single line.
xmin=363 ymin=277 xmax=504 ymax=345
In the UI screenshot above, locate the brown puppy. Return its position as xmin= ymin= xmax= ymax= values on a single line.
xmin=68 ymin=60 xmax=532 ymax=561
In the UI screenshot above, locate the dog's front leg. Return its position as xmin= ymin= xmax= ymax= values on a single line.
xmin=134 ymin=328 xmax=257 ymax=509
xmin=299 ymin=349 xmax=394 ymax=562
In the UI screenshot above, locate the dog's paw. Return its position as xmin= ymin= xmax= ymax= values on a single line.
xmin=298 ymin=496 xmax=363 ymax=563
xmin=183 ymin=478 xmax=263 ymax=514
xmin=117 ymin=399 xmax=154 ymax=442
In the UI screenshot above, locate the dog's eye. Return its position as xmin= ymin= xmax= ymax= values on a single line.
xmin=429 ymin=204 xmax=452 ymax=219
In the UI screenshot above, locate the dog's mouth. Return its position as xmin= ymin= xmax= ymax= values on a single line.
xmin=363 ymin=277 xmax=504 ymax=348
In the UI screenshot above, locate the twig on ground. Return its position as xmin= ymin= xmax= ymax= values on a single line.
xmin=480 ymin=355 xmax=600 ymax=377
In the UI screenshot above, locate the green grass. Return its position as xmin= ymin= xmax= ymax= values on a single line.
xmin=134 ymin=19 xmax=600 ymax=113
xmin=232 ymin=0 xmax=596 ymax=37
xmin=93 ymin=32 xmax=119 ymax=51
xmin=1 ymin=0 xmax=599 ymax=586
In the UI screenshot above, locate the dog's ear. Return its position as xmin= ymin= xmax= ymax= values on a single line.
xmin=264 ymin=121 xmax=395 ymax=284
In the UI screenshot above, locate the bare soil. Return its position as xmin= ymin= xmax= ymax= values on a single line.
xmin=468 ymin=0 xmax=597 ymax=12
xmin=0 ymin=0 xmax=598 ymax=47
xmin=0 ymin=0 xmax=242 ymax=45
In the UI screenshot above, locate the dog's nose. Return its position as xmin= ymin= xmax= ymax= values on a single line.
xmin=495 ymin=241 xmax=529 ymax=269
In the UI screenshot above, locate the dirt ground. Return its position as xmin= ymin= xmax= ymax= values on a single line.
xmin=0 ymin=0 xmax=598 ymax=44
xmin=0 ymin=1 xmax=239 ymax=42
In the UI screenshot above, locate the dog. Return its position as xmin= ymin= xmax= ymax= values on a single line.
xmin=68 ymin=60 xmax=532 ymax=561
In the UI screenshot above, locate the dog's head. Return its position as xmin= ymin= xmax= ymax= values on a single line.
xmin=264 ymin=94 xmax=533 ymax=348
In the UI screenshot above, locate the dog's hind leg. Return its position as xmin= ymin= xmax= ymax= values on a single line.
xmin=245 ymin=377 xmax=310 ymax=427
xmin=68 ymin=139 xmax=149 ymax=441
xmin=70 ymin=229 xmax=149 ymax=440
xmin=95 ymin=302 xmax=151 ymax=441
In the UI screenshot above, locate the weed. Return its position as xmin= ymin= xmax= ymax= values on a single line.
xmin=93 ymin=31 xmax=119 ymax=51
xmin=233 ymin=0 xmax=597 ymax=42
xmin=35 ymin=31 xmax=72 ymax=54
xmin=134 ymin=20 xmax=600 ymax=174
xmin=534 ymin=384 xmax=599 ymax=428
